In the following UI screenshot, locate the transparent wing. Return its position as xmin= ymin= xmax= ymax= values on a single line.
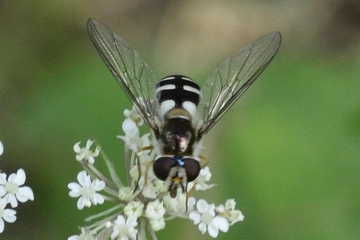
xmin=87 ymin=18 xmax=160 ymax=130
xmin=198 ymin=31 xmax=282 ymax=137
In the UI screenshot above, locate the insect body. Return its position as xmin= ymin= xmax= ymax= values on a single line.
xmin=154 ymin=75 xmax=202 ymax=196
xmin=87 ymin=18 xmax=282 ymax=197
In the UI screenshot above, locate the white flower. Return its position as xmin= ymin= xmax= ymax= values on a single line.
xmin=153 ymin=179 xmax=168 ymax=194
xmin=189 ymin=199 xmax=229 ymax=238
xmin=144 ymin=199 xmax=167 ymax=231
xmin=111 ymin=215 xmax=138 ymax=240
xmin=0 ymin=141 xmax=3 ymax=156
xmin=117 ymin=119 xmax=140 ymax=151
xmin=68 ymin=227 xmax=96 ymax=240
xmin=145 ymin=199 xmax=167 ymax=231
xmin=117 ymin=118 xmax=152 ymax=153
xmin=68 ymin=170 xmax=105 ymax=210
xmin=145 ymin=199 xmax=166 ymax=220
xmin=0 ymin=198 xmax=16 ymax=233
xmin=118 ymin=186 xmax=134 ymax=202
xmin=149 ymin=218 xmax=165 ymax=231
xmin=128 ymin=154 xmax=155 ymax=194
xmin=137 ymin=133 xmax=152 ymax=155
xmin=216 ymin=199 xmax=244 ymax=225
xmin=68 ymin=105 xmax=244 ymax=238
xmin=142 ymin=184 xmax=158 ymax=199
xmin=0 ymin=169 xmax=34 ymax=208
xmin=163 ymin=194 xmax=196 ymax=214
xmin=193 ymin=166 xmax=215 ymax=191
xmin=73 ymin=140 xmax=100 ymax=164
xmin=124 ymin=201 xmax=144 ymax=218
xmin=129 ymin=165 xmax=140 ymax=185
xmin=124 ymin=106 xmax=144 ymax=126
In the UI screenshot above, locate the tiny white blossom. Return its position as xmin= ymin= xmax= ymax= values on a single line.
xmin=189 ymin=199 xmax=229 ymax=238
xmin=145 ymin=199 xmax=166 ymax=221
xmin=118 ymin=186 xmax=134 ymax=202
xmin=193 ymin=167 xmax=215 ymax=191
xmin=73 ymin=140 xmax=100 ymax=164
xmin=0 ymin=198 xmax=16 ymax=233
xmin=133 ymin=154 xmax=155 ymax=185
xmin=111 ymin=215 xmax=138 ymax=240
xmin=68 ymin=227 xmax=96 ymax=240
xmin=105 ymin=221 xmax=112 ymax=228
xmin=68 ymin=170 xmax=105 ymax=210
xmin=153 ymin=179 xmax=168 ymax=194
xmin=163 ymin=194 xmax=196 ymax=214
xmin=136 ymin=133 xmax=152 ymax=155
xmin=129 ymin=166 xmax=145 ymax=191
xmin=216 ymin=199 xmax=244 ymax=225
xmin=0 ymin=141 xmax=3 ymax=156
xmin=145 ymin=199 xmax=166 ymax=231
xmin=128 ymin=155 xmax=155 ymax=193
xmin=124 ymin=106 xmax=144 ymax=126
xmin=0 ymin=169 xmax=34 ymax=208
xmin=149 ymin=218 xmax=165 ymax=231
xmin=129 ymin=165 xmax=140 ymax=185
xmin=142 ymin=184 xmax=158 ymax=199
xmin=117 ymin=119 xmax=140 ymax=151
xmin=117 ymin=118 xmax=153 ymax=153
xmin=124 ymin=201 xmax=144 ymax=218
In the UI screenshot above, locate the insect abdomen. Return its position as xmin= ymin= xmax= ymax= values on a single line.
xmin=156 ymin=75 xmax=201 ymax=119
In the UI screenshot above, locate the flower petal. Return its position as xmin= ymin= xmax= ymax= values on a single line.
xmin=225 ymin=199 xmax=236 ymax=210
xmin=91 ymin=193 xmax=104 ymax=205
xmin=213 ymin=216 xmax=229 ymax=232
xmin=0 ymin=141 xmax=3 ymax=156
xmin=0 ymin=219 xmax=4 ymax=233
xmin=16 ymin=186 xmax=34 ymax=202
xmin=14 ymin=169 xmax=26 ymax=185
xmin=122 ymin=119 xmax=139 ymax=137
xmin=196 ymin=199 xmax=209 ymax=212
xmin=91 ymin=179 xmax=105 ymax=191
xmin=73 ymin=141 xmax=81 ymax=153
xmin=126 ymin=216 xmax=138 ymax=228
xmin=198 ymin=222 xmax=207 ymax=234
xmin=68 ymin=183 xmax=81 ymax=195
xmin=0 ymin=186 xmax=6 ymax=197
xmin=3 ymin=209 xmax=16 ymax=223
xmin=4 ymin=194 xmax=18 ymax=208
xmin=77 ymin=196 xmax=86 ymax=210
xmin=77 ymin=171 xmax=90 ymax=186
xmin=85 ymin=140 xmax=94 ymax=149
xmin=208 ymin=223 xmax=219 ymax=238
xmin=0 ymin=173 xmax=7 ymax=185
xmin=189 ymin=212 xmax=201 ymax=224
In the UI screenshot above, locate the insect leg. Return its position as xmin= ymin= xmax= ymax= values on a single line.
xmin=133 ymin=145 xmax=154 ymax=193
xmin=199 ymin=154 xmax=209 ymax=168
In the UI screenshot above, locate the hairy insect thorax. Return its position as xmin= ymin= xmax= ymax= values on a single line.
xmin=160 ymin=118 xmax=196 ymax=155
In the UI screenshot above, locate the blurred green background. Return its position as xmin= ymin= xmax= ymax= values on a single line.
xmin=1 ymin=0 xmax=360 ymax=239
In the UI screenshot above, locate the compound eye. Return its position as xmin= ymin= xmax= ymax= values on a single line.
xmin=184 ymin=158 xmax=200 ymax=182
xmin=153 ymin=157 xmax=173 ymax=181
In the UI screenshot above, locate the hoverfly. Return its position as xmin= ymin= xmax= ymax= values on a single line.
xmin=87 ymin=18 xmax=281 ymax=197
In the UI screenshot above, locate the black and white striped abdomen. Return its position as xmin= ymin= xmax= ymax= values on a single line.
xmin=156 ymin=75 xmax=201 ymax=119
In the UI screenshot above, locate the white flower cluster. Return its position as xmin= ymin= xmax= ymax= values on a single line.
xmin=0 ymin=141 xmax=34 ymax=234
xmin=68 ymin=106 xmax=244 ymax=239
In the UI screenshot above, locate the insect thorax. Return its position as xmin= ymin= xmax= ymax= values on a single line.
xmin=160 ymin=118 xmax=196 ymax=155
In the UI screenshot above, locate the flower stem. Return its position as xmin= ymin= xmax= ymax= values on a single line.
xmin=124 ymin=144 xmax=132 ymax=185
xmin=138 ymin=217 xmax=147 ymax=240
